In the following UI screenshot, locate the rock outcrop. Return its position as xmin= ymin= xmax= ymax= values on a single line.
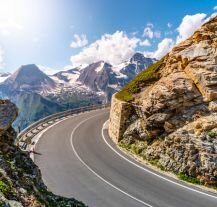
xmin=0 ymin=100 xmax=86 ymax=206
xmin=109 ymin=16 xmax=217 ymax=186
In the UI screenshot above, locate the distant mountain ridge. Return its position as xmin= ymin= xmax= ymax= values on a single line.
xmin=49 ymin=52 xmax=156 ymax=98
xmin=0 ymin=53 xmax=156 ymax=129
xmin=0 ymin=64 xmax=55 ymax=95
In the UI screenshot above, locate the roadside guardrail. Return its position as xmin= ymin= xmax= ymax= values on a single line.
xmin=16 ymin=104 xmax=110 ymax=150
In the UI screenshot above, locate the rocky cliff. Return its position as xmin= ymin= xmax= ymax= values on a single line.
xmin=109 ymin=16 xmax=217 ymax=186
xmin=0 ymin=100 xmax=86 ymax=206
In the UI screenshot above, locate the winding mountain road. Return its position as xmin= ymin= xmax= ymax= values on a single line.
xmin=34 ymin=108 xmax=217 ymax=207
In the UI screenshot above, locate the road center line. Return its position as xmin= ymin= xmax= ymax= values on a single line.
xmin=70 ymin=112 xmax=153 ymax=207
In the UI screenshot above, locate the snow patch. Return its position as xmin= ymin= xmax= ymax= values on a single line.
xmin=0 ymin=76 xmax=9 ymax=83
xmin=95 ymin=62 xmax=104 ymax=73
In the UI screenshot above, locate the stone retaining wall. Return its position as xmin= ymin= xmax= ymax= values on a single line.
xmin=108 ymin=94 xmax=134 ymax=143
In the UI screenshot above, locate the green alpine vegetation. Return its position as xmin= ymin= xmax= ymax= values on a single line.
xmin=115 ymin=58 xmax=164 ymax=102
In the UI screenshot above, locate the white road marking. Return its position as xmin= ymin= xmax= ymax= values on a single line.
xmin=70 ymin=114 xmax=153 ymax=207
xmin=28 ymin=110 xmax=99 ymax=160
xmin=102 ymin=120 xmax=217 ymax=200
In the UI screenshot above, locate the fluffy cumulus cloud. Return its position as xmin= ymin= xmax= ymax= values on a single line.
xmin=139 ymin=39 xmax=151 ymax=47
xmin=144 ymin=38 xmax=174 ymax=59
xmin=143 ymin=12 xmax=217 ymax=60
xmin=153 ymin=38 xmax=174 ymax=59
xmin=143 ymin=27 xmax=154 ymax=39
xmin=70 ymin=31 xmax=140 ymax=66
xmin=143 ymin=23 xmax=161 ymax=39
xmin=176 ymin=13 xmax=207 ymax=43
xmin=70 ymin=34 xmax=88 ymax=48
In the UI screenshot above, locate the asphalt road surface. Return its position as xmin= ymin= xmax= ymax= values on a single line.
xmin=35 ymin=108 xmax=217 ymax=207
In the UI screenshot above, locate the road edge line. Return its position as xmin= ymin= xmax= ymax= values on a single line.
xmin=102 ymin=120 xmax=217 ymax=200
xmin=70 ymin=114 xmax=153 ymax=207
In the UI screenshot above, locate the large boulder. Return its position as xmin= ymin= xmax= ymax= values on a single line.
xmin=0 ymin=100 xmax=17 ymax=133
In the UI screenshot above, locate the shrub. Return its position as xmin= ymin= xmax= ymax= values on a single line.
xmin=207 ymin=131 xmax=217 ymax=138
xmin=0 ymin=180 xmax=11 ymax=194
xmin=177 ymin=173 xmax=200 ymax=184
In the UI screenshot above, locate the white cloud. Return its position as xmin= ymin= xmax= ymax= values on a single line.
xmin=153 ymin=38 xmax=174 ymax=59
xmin=70 ymin=34 xmax=88 ymax=48
xmin=143 ymin=27 xmax=154 ymax=39
xmin=204 ymin=12 xmax=217 ymax=22
xmin=131 ymin=31 xmax=138 ymax=36
xmin=213 ymin=6 xmax=217 ymax=11
xmin=143 ymin=24 xmax=161 ymax=39
xmin=70 ymin=31 xmax=140 ymax=66
xmin=144 ymin=38 xmax=174 ymax=59
xmin=176 ymin=13 xmax=207 ymax=43
xmin=139 ymin=39 xmax=151 ymax=47
xmin=167 ymin=22 xmax=172 ymax=28
xmin=154 ymin=31 xmax=161 ymax=38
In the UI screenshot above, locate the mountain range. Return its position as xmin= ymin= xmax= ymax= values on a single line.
xmin=0 ymin=52 xmax=156 ymax=130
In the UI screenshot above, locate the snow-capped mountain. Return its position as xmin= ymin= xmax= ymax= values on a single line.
xmin=51 ymin=67 xmax=81 ymax=84
xmin=120 ymin=53 xmax=157 ymax=80
xmin=0 ymin=64 xmax=56 ymax=95
xmin=0 ymin=53 xmax=156 ymax=129
xmin=0 ymin=72 xmax=11 ymax=83
xmin=47 ymin=53 xmax=156 ymax=100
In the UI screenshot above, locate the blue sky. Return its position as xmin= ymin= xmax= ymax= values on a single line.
xmin=0 ymin=0 xmax=216 ymax=73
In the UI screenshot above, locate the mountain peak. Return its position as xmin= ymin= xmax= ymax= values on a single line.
xmin=1 ymin=64 xmax=56 ymax=93
xmin=130 ymin=52 xmax=156 ymax=63
xmin=16 ymin=64 xmax=43 ymax=75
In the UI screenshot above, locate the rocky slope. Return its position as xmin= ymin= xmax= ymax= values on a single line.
xmin=0 ymin=73 xmax=10 ymax=83
xmin=0 ymin=99 xmax=86 ymax=207
xmin=109 ymin=16 xmax=217 ymax=187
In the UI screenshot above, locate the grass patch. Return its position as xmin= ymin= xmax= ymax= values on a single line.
xmin=119 ymin=139 xmax=165 ymax=171
xmin=207 ymin=131 xmax=217 ymax=138
xmin=0 ymin=180 xmax=11 ymax=195
xmin=116 ymin=58 xmax=164 ymax=102
xmin=177 ymin=173 xmax=200 ymax=185
xmin=148 ymin=159 xmax=165 ymax=171
xmin=0 ymin=201 xmax=5 ymax=207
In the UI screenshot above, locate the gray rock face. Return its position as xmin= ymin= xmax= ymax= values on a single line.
xmin=144 ymin=116 xmax=217 ymax=185
xmin=121 ymin=53 xmax=157 ymax=80
xmin=0 ymin=99 xmax=86 ymax=206
xmin=0 ymin=100 xmax=17 ymax=132
xmin=53 ymin=68 xmax=80 ymax=82
xmin=78 ymin=61 xmax=116 ymax=91
xmin=109 ymin=16 xmax=217 ymax=186
xmin=77 ymin=54 xmax=156 ymax=97
xmin=0 ymin=64 xmax=56 ymax=94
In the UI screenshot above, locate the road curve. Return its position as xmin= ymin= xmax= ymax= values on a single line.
xmin=35 ymin=109 xmax=217 ymax=207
